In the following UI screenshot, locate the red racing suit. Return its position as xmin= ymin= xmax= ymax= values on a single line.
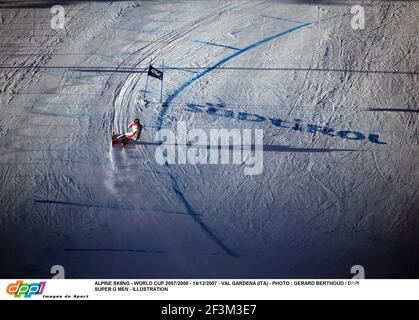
xmin=125 ymin=121 xmax=142 ymax=140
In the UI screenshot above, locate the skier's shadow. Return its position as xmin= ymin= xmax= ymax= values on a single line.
xmin=132 ymin=140 xmax=357 ymax=153
xmin=132 ymin=141 xmax=162 ymax=146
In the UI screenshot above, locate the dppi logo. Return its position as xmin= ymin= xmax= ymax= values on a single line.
xmin=6 ymin=280 xmax=46 ymax=298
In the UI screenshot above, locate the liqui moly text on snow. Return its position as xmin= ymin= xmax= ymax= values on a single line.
xmin=155 ymin=121 xmax=264 ymax=176
xmin=6 ymin=280 xmax=46 ymax=298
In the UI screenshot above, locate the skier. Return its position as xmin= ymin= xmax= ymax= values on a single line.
xmin=126 ymin=118 xmax=143 ymax=141
xmin=112 ymin=118 xmax=143 ymax=146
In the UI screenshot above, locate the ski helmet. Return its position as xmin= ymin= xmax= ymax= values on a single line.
xmin=134 ymin=118 xmax=140 ymax=124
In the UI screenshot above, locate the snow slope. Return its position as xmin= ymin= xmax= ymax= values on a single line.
xmin=0 ymin=0 xmax=418 ymax=278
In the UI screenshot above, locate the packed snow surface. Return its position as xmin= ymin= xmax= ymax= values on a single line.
xmin=0 ymin=0 xmax=418 ymax=278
